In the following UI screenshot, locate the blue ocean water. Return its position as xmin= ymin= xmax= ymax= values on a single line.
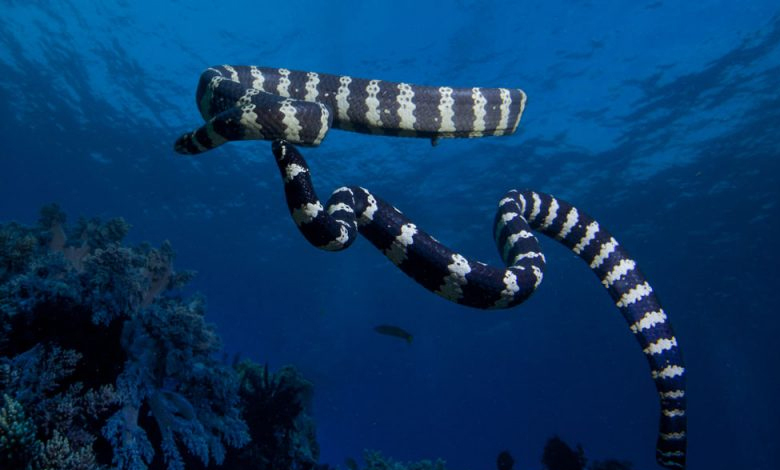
xmin=1 ymin=0 xmax=778 ymax=469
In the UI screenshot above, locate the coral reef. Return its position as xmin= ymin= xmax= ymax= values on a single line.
xmin=201 ymin=361 xmax=320 ymax=470
xmin=0 ymin=206 xmax=315 ymax=470
xmin=0 ymin=393 xmax=39 ymax=469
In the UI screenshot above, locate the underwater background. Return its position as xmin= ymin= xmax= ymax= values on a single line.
xmin=1 ymin=0 xmax=779 ymax=469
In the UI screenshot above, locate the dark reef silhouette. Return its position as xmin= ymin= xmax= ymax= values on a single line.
xmin=539 ymin=436 xmax=633 ymax=470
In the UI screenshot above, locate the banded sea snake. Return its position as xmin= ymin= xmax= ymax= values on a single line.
xmin=175 ymin=65 xmax=687 ymax=469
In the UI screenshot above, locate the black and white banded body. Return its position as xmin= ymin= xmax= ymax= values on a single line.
xmin=174 ymin=65 xmax=526 ymax=153
xmin=271 ymin=140 xmax=687 ymax=469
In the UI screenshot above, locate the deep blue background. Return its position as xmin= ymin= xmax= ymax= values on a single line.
xmin=1 ymin=1 xmax=778 ymax=469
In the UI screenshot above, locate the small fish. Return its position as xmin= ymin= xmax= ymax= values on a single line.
xmin=373 ymin=324 xmax=413 ymax=344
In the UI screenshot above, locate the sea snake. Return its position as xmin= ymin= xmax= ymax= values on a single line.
xmin=175 ymin=65 xmax=687 ymax=469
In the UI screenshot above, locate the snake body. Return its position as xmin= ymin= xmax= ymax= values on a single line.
xmin=174 ymin=65 xmax=526 ymax=153
xmin=175 ymin=65 xmax=687 ymax=469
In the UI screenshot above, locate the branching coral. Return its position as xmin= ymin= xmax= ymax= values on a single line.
xmin=0 ymin=392 xmax=99 ymax=470
xmin=112 ymin=297 xmax=249 ymax=470
xmin=34 ymin=429 xmax=99 ymax=470
xmin=0 ymin=393 xmax=38 ymax=469
xmin=216 ymin=361 xmax=320 ymax=470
